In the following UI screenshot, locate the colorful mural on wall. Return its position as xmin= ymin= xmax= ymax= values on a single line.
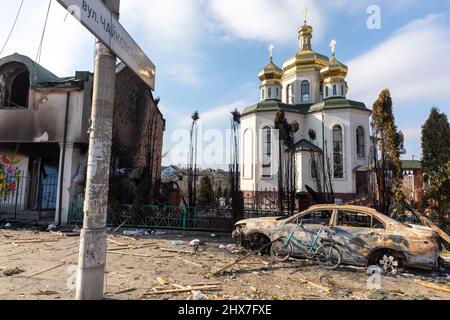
xmin=0 ymin=154 xmax=20 ymax=194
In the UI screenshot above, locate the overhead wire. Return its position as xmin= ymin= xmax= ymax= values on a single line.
xmin=0 ymin=0 xmax=25 ymax=57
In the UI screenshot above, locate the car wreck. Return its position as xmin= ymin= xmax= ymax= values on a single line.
xmin=233 ymin=205 xmax=443 ymax=271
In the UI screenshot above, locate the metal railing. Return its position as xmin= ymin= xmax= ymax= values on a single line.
xmin=0 ymin=175 xmax=57 ymax=221
xmin=68 ymin=200 xmax=288 ymax=232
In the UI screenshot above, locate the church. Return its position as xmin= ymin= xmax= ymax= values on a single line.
xmin=240 ymin=19 xmax=372 ymax=209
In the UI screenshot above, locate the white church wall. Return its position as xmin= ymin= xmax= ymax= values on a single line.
xmin=282 ymin=71 xmax=321 ymax=105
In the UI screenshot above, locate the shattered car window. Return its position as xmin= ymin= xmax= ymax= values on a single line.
xmin=299 ymin=210 xmax=333 ymax=225
xmin=337 ymin=210 xmax=384 ymax=229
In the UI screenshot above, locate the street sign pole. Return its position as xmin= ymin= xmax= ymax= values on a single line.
xmin=75 ymin=0 xmax=120 ymax=301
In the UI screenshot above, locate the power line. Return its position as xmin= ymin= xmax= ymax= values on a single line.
xmin=0 ymin=0 xmax=25 ymax=56
xmin=35 ymin=0 xmax=53 ymax=65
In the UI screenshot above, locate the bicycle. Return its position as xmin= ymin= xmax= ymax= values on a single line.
xmin=270 ymin=222 xmax=342 ymax=270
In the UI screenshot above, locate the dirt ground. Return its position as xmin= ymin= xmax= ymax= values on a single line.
xmin=0 ymin=227 xmax=449 ymax=301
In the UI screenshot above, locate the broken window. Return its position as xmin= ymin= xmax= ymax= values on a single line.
xmin=298 ymin=210 xmax=333 ymax=225
xmin=0 ymin=62 xmax=30 ymax=108
xmin=337 ymin=210 xmax=385 ymax=229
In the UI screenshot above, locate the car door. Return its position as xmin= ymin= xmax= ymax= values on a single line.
xmin=330 ymin=209 xmax=386 ymax=266
xmin=283 ymin=209 xmax=334 ymax=257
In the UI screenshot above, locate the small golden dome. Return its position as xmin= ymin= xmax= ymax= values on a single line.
xmin=320 ymin=57 xmax=348 ymax=82
xmin=258 ymin=58 xmax=283 ymax=85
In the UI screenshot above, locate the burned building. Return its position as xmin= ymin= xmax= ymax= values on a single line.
xmin=0 ymin=53 xmax=164 ymax=224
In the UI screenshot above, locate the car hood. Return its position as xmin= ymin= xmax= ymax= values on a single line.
xmin=235 ymin=216 xmax=287 ymax=228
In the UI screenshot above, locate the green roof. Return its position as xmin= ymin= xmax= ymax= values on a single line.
xmin=0 ymin=53 xmax=59 ymax=87
xmin=294 ymin=139 xmax=322 ymax=153
xmin=402 ymin=160 xmax=422 ymax=170
xmin=242 ymin=97 xmax=371 ymax=117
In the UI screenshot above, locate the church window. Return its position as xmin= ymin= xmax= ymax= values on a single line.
xmin=276 ymin=87 xmax=279 ymax=98
xmin=311 ymin=159 xmax=318 ymax=180
xmin=262 ymin=127 xmax=272 ymax=177
xmin=261 ymin=89 xmax=265 ymax=100
xmin=356 ymin=126 xmax=365 ymax=157
xmin=333 ymin=125 xmax=344 ymax=179
xmin=333 ymin=85 xmax=337 ymax=96
xmin=320 ymin=83 xmax=323 ymax=99
xmin=268 ymin=87 xmax=272 ymax=98
xmin=287 ymin=84 xmax=294 ymax=104
xmin=301 ymin=80 xmax=310 ymax=103
xmin=341 ymin=85 xmax=344 ymax=96
xmin=243 ymin=129 xmax=254 ymax=179
xmin=325 ymin=86 xmax=329 ymax=98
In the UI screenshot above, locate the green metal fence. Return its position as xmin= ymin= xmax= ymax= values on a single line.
xmin=68 ymin=201 xmax=234 ymax=232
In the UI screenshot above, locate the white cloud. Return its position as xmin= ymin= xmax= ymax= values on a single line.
xmin=208 ymin=0 xmax=327 ymax=43
xmin=347 ymin=14 xmax=450 ymax=105
xmin=0 ymin=0 xmax=94 ymax=76
xmin=120 ymin=0 xmax=207 ymax=86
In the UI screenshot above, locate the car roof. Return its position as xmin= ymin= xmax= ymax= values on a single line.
xmin=305 ymin=204 xmax=401 ymax=225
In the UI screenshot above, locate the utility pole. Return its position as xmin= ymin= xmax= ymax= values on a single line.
xmin=76 ymin=0 xmax=120 ymax=301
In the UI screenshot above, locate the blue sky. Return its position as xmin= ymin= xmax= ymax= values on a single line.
xmin=1 ymin=0 xmax=449 ymax=168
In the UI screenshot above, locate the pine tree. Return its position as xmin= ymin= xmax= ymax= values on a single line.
xmin=371 ymin=89 xmax=405 ymax=215
xmin=421 ymin=108 xmax=450 ymax=227
xmin=197 ymin=175 xmax=214 ymax=206
xmin=422 ymin=108 xmax=450 ymax=174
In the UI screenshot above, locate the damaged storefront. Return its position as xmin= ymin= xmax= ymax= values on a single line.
xmin=0 ymin=54 xmax=164 ymax=224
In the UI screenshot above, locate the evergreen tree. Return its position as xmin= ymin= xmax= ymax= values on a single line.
xmin=197 ymin=175 xmax=214 ymax=206
xmin=371 ymin=89 xmax=405 ymax=215
xmin=422 ymin=108 xmax=450 ymax=174
xmin=421 ymin=108 xmax=450 ymax=227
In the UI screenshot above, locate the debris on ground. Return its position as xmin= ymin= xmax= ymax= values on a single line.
xmin=171 ymin=240 xmax=183 ymax=246
xmin=1 ymin=229 xmax=449 ymax=300
xmin=123 ymin=230 xmax=150 ymax=237
xmin=47 ymin=225 xmax=57 ymax=232
xmin=3 ymin=267 xmax=25 ymax=277
xmin=415 ymin=279 xmax=450 ymax=293
xmin=193 ymin=291 xmax=203 ymax=300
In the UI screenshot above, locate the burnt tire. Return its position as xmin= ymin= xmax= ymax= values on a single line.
xmin=316 ymin=244 xmax=342 ymax=270
xmin=246 ymin=233 xmax=271 ymax=253
xmin=270 ymin=240 xmax=293 ymax=262
xmin=369 ymin=250 xmax=405 ymax=275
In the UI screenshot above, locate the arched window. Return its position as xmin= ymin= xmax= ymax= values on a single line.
xmin=287 ymin=84 xmax=294 ymax=104
xmin=0 ymin=63 xmax=30 ymax=108
xmin=356 ymin=126 xmax=365 ymax=157
xmin=341 ymin=85 xmax=344 ymax=96
xmin=276 ymin=87 xmax=279 ymax=99
xmin=311 ymin=159 xmax=318 ymax=180
xmin=243 ymin=129 xmax=254 ymax=179
xmin=301 ymin=80 xmax=310 ymax=102
xmin=268 ymin=87 xmax=272 ymax=99
xmin=333 ymin=85 xmax=337 ymax=96
xmin=325 ymin=86 xmax=329 ymax=98
xmin=333 ymin=125 xmax=344 ymax=179
xmin=261 ymin=89 xmax=265 ymax=100
xmin=262 ymin=127 xmax=272 ymax=177
xmin=320 ymin=83 xmax=323 ymax=99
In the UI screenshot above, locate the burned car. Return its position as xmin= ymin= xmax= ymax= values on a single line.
xmin=233 ymin=205 xmax=443 ymax=271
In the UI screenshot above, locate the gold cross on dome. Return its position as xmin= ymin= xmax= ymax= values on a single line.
xmin=268 ymin=44 xmax=275 ymax=60
xmin=329 ymin=39 xmax=337 ymax=57
xmin=303 ymin=7 xmax=309 ymax=25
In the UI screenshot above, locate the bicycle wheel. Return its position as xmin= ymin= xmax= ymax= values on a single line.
xmin=316 ymin=243 xmax=341 ymax=270
xmin=270 ymin=239 xmax=293 ymax=262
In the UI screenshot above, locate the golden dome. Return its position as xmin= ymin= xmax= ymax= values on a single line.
xmin=282 ymin=24 xmax=330 ymax=78
xmin=258 ymin=58 xmax=283 ymax=86
xmin=320 ymin=57 xmax=348 ymax=83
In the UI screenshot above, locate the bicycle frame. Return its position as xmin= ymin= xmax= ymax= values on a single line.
xmin=284 ymin=223 xmax=325 ymax=257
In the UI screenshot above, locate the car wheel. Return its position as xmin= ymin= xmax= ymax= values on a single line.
xmin=378 ymin=254 xmax=404 ymax=275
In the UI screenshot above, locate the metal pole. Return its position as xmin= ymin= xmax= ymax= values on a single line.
xmin=76 ymin=0 xmax=120 ymax=301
